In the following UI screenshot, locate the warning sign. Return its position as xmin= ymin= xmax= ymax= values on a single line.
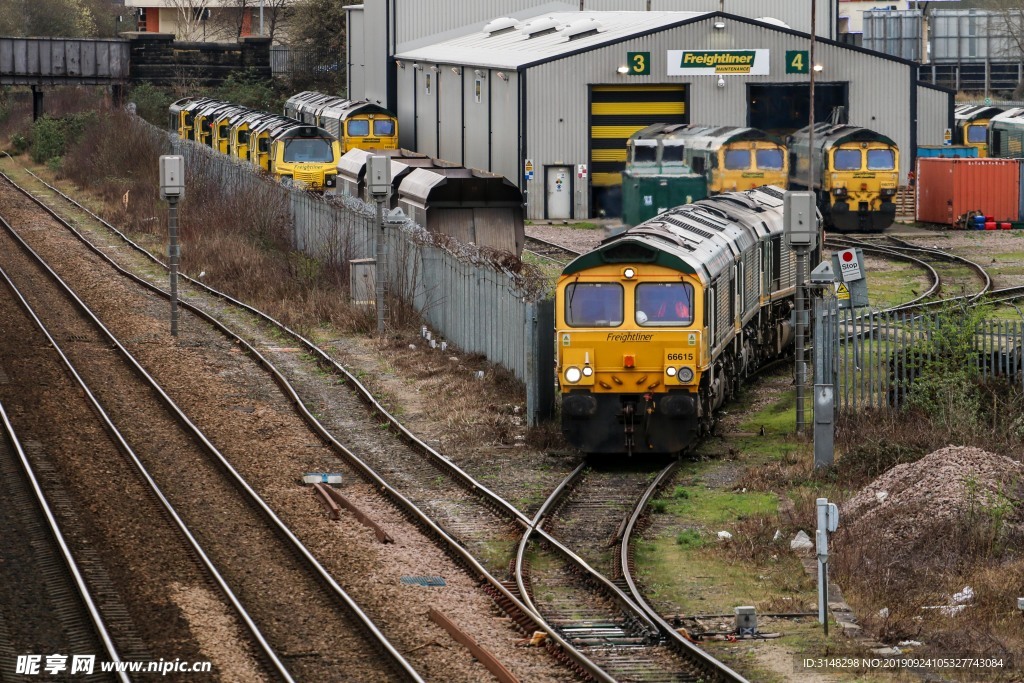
xmin=525 ymin=159 xmax=534 ymax=181
xmin=837 ymin=248 xmax=863 ymax=282
xmin=577 ymin=164 xmax=588 ymax=179
xmin=561 ymin=333 xmax=570 ymax=346
xmin=836 ymin=282 xmax=850 ymax=300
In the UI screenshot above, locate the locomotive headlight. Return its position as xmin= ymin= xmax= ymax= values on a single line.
xmin=582 ymin=366 xmax=593 ymax=377
xmin=665 ymin=367 xmax=677 ymax=377
xmin=832 ymin=186 xmax=847 ymax=197
xmin=565 ymin=366 xmax=582 ymax=383
xmin=623 ymin=267 xmax=636 ymax=279
xmin=678 ymin=368 xmax=695 ymax=383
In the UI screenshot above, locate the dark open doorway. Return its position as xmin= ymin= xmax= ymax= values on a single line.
xmin=747 ymin=82 xmax=849 ymax=136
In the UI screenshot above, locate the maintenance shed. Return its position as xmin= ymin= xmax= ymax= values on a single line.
xmin=393 ymin=9 xmax=953 ymax=220
xmin=346 ymin=0 xmax=838 ymax=112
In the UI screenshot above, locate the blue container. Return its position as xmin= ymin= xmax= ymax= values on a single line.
xmin=917 ymin=145 xmax=979 ymax=159
xmin=974 ymin=214 xmax=987 ymax=230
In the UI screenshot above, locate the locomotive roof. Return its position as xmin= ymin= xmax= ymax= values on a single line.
xmin=954 ymin=104 xmax=1004 ymax=121
xmin=787 ymin=123 xmax=895 ymax=151
xmin=562 ymin=186 xmax=788 ymax=284
xmin=989 ymin=107 xmax=1024 ymax=128
xmin=628 ymin=124 xmax=782 ymax=151
xmin=285 ymin=91 xmax=393 ymax=121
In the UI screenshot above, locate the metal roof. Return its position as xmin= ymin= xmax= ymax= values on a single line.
xmin=394 ymin=11 xmax=708 ymax=70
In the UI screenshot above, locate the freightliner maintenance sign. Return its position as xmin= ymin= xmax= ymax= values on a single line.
xmin=667 ymin=50 xmax=770 ymax=76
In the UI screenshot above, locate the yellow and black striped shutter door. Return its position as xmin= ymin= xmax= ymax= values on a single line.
xmin=589 ymin=85 xmax=688 ymax=187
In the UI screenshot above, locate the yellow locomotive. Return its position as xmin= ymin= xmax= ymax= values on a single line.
xmin=669 ymin=124 xmax=789 ymax=194
xmin=954 ymin=104 xmax=1003 ymax=157
xmin=787 ymin=123 xmax=898 ymax=233
xmin=556 ymin=186 xmax=809 ymax=455
xmin=169 ymin=97 xmax=341 ymax=192
xmin=284 ymin=92 xmax=399 ymax=153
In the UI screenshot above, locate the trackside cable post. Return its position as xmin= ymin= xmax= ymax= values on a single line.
xmin=159 ymin=155 xmax=185 ymax=337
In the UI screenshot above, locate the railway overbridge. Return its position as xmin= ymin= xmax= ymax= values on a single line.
xmin=0 ymin=33 xmax=270 ymax=118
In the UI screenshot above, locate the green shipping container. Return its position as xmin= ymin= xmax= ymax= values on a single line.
xmin=621 ymin=170 xmax=708 ymax=226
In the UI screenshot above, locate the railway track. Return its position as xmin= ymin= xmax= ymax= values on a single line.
xmin=0 ymin=399 xmax=126 ymax=683
xmin=826 ymin=234 xmax=993 ymax=312
xmin=525 ymin=234 xmax=582 ymax=265
xmin=514 ymin=463 xmax=747 ymax=683
xmin=0 ymin=178 xmax=421 ymax=682
xmin=1 ymin=161 xmax=749 ymax=681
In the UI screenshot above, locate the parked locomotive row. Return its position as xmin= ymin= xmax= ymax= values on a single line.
xmin=0 ymin=173 xmax=427 ymax=682
xmin=4 ymin=160 xmax=751 ymax=681
xmin=169 ymin=91 xmax=399 ymax=191
xmin=623 ymin=122 xmax=898 ymax=234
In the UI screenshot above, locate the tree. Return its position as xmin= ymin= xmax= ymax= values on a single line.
xmin=0 ymin=0 xmax=97 ymax=37
xmin=167 ymin=0 xmax=214 ymax=41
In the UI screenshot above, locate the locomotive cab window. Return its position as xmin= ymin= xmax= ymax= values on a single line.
xmin=633 ymin=145 xmax=657 ymax=163
xmin=866 ymin=149 xmax=895 ymax=170
xmin=756 ymin=148 xmax=784 ymax=170
xmin=635 ymin=283 xmax=694 ymax=326
xmin=565 ymin=283 xmax=623 ymax=327
xmin=373 ymin=119 xmax=395 ymax=136
xmin=662 ymin=145 xmax=685 ymax=163
xmin=967 ymin=125 xmax=987 ymax=143
xmin=833 ymin=149 xmax=862 ymax=170
xmin=347 ymin=119 xmax=370 ymax=137
xmin=283 ymin=138 xmax=334 ymax=163
xmin=723 ymin=149 xmax=751 ymax=170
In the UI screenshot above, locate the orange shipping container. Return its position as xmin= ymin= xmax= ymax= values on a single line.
xmin=916 ymin=157 xmax=1020 ymax=226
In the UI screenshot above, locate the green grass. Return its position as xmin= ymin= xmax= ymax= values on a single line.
xmin=653 ymin=485 xmax=778 ymax=526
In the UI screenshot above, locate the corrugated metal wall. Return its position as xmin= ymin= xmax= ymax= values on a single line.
xmin=415 ymin=66 xmax=440 ymax=157
xmin=917 ymin=85 xmax=952 ymax=147
xmin=931 ymin=10 xmax=1013 ymax=64
xmin=490 ymin=69 xmax=521 ymax=187
xmin=438 ymin=66 xmax=464 ymax=164
xmin=347 ymin=7 xmax=366 ymax=99
xmin=862 ymin=10 xmax=922 ymax=62
xmin=463 ymin=69 xmax=491 ymax=171
xmin=396 ymin=64 xmax=416 ymax=149
xmin=363 ymin=0 xmax=390 ymax=107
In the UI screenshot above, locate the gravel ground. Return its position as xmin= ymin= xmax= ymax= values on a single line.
xmin=0 ymin=164 xmax=578 ymax=682
xmin=841 ymin=445 xmax=1024 ymax=544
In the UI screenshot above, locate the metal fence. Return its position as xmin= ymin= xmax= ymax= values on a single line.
xmin=818 ymin=301 xmax=1024 ymax=413
xmin=170 ymin=136 xmax=554 ymax=422
xmin=270 ymin=45 xmax=341 ymax=79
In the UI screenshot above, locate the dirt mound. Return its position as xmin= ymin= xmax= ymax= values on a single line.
xmin=841 ymin=446 xmax=1024 ymax=544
